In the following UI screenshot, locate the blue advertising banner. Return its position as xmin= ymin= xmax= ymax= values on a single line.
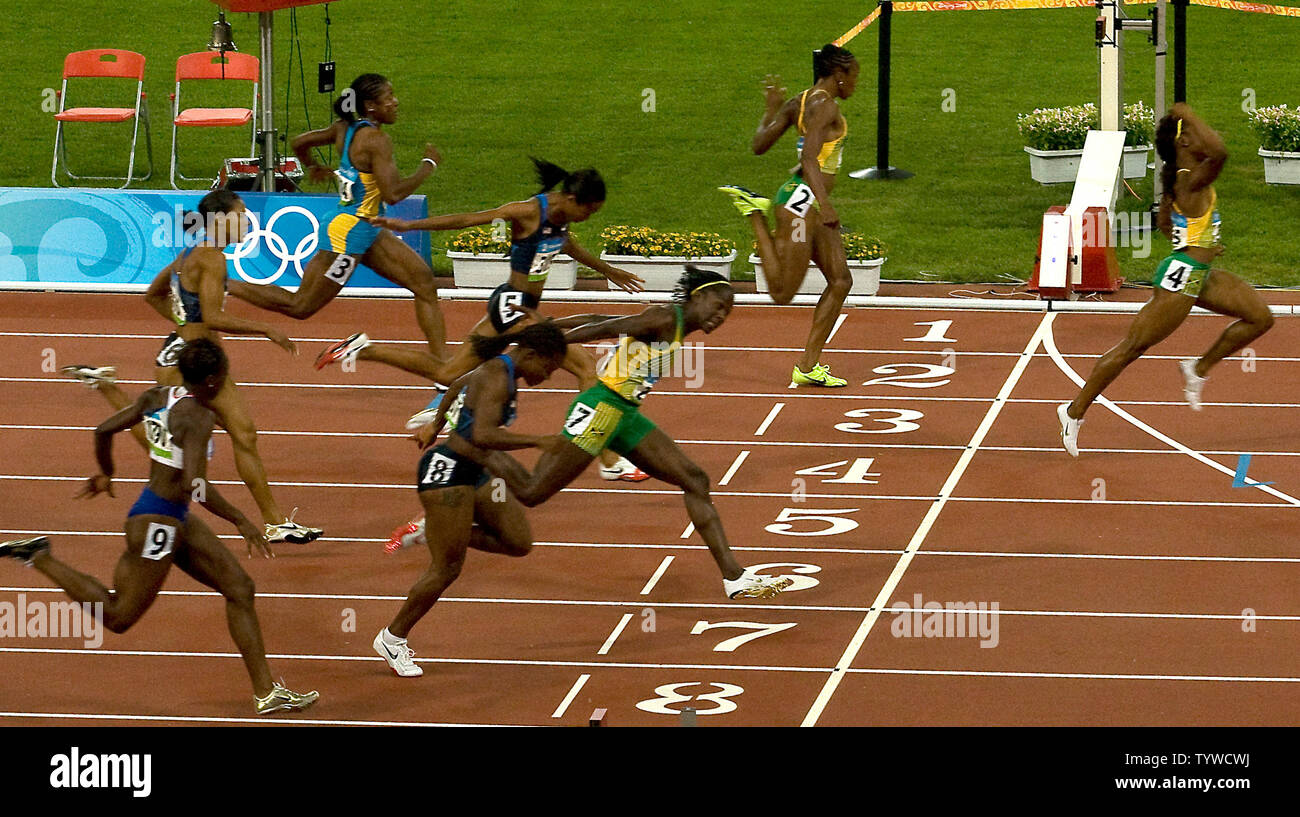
xmin=0 ymin=188 xmax=428 ymax=291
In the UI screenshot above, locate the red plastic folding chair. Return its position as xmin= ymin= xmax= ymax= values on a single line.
xmin=50 ymin=49 xmax=153 ymax=188
xmin=169 ymin=51 xmax=259 ymax=189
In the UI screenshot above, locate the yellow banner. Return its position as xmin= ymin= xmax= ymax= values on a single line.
xmin=895 ymin=0 xmax=1095 ymax=10
xmin=834 ymin=7 xmax=882 ymax=46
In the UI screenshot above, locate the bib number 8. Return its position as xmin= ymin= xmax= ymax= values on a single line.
xmin=142 ymin=522 xmax=177 ymax=561
xmin=422 ymin=453 xmax=457 ymax=487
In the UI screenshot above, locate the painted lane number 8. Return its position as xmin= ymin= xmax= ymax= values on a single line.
xmin=636 ymin=682 xmax=745 ymax=716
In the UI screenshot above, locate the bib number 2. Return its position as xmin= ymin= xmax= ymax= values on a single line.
xmin=783 ymin=184 xmax=814 ymax=219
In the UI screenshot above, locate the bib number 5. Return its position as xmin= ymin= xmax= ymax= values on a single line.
xmin=497 ymin=291 xmax=526 ymax=325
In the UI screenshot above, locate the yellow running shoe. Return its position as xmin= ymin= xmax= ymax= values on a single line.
xmin=790 ymin=363 xmax=847 ymax=388
xmin=255 ymin=682 xmax=319 ymax=715
xmin=718 ymin=185 xmax=771 ymax=217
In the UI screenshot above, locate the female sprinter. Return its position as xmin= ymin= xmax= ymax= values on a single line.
xmin=719 ymin=44 xmax=860 ymax=389
xmin=319 ymin=157 xmax=650 ymax=481
xmin=2 ymin=340 xmax=318 ymax=714
xmin=62 ymin=190 xmax=323 ymax=545
xmin=232 ymin=73 xmax=448 ymax=358
xmin=373 ymin=323 xmax=569 ymax=676
xmin=474 ymin=268 xmax=793 ymax=600
xmin=1057 ymin=103 xmax=1275 ymax=456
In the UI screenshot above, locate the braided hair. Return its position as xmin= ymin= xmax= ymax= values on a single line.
xmin=813 ymin=44 xmax=856 ymax=82
xmin=334 ymin=73 xmax=389 ymax=122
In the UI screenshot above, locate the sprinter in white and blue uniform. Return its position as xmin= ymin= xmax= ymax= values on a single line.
xmin=230 ymin=73 xmax=449 ymax=363
xmin=372 ymin=324 xmax=569 ymax=678
xmin=62 ymin=189 xmax=321 ymax=546
xmin=1 ymin=340 xmax=319 ymax=715
xmin=321 ymin=158 xmax=652 ymax=481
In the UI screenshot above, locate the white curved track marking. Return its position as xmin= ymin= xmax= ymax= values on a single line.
xmin=1043 ymin=315 xmax=1300 ymax=507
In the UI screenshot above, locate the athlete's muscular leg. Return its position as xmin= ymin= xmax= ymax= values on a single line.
xmin=228 ymin=253 xmax=344 ymax=320
xmin=362 ymin=231 xmax=446 ymax=358
xmin=750 ymin=205 xmax=814 ymax=306
xmin=173 ymin=515 xmax=275 ymax=696
xmin=1068 ymin=288 xmax=1195 ymax=419
xmin=387 ymin=487 xmax=474 ymax=639
xmin=209 ymin=378 xmax=285 ymax=526
xmin=801 ymin=223 xmax=852 ymax=372
xmin=30 ymin=516 xmax=173 ymax=633
xmin=1193 ymin=269 xmax=1275 ymax=376
xmin=623 ymin=429 xmax=743 ymax=580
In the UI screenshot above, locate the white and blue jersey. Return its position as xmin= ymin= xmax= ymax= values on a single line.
xmin=509 ymin=194 xmax=568 ymax=282
xmin=455 ymin=355 xmax=518 ymax=440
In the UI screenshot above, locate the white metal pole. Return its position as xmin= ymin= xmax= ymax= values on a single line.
xmin=1153 ymin=0 xmax=1168 ymax=205
xmin=1099 ymin=0 xmax=1123 ymax=131
xmin=259 ymin=10 xmax=275 ymax=192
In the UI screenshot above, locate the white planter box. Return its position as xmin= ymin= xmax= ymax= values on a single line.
xmin=599 ymin=250 xmax=736 ymax=291
xmin=1259 ymin=148 xmax=1300 ymax=185
xmin=1024 ymin=144 xmax=1152 ymax=185
xmin=750 ymin=254 xmax=884 ymax=296
xmin=447 ymin=251 xmax=576 ymax=290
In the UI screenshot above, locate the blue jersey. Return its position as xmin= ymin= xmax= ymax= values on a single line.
xmin=455 ymin=355 xmax=517 ymax=440
xmin=509 ymin=194 xmax=568 ymax=282
xmin=334 ymin=119 xmax=385 ymax=219
xmin=169 ymin=246 xmax=225 ymax=326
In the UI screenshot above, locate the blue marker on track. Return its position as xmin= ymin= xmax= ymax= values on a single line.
xmin=1232 ymin=454 xmax=1274 ymax=488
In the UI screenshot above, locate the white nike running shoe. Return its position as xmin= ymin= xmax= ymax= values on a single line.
xmin=373 ymin=628 xmax=423 ymax=677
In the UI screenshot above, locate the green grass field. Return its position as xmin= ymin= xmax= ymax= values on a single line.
xmin=3 ymin=0 xmax=1298 ymax=284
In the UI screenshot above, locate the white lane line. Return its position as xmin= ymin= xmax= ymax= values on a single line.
xmin=846 ymin=667 xmax=1300 ymax=684
xmin=826 ymin=312 xmax=849 ymax=344
xmin=3 ymin=476 xmax=1292 ymax=507
xmin=597 ymin=614 xmax=634 ymax=655
xmin=551 ymin=674 xmax=591 ymax=718
xmin=680 ymin=523 xmax=695 ymax=539
xmin=6 ymin=329 xmax=1290 ymax=361
xmin=639 ymin=556 xmax=675 ymax=595
xmin=754 ymin=403 xmax=784 ymax=436
xmin=3 ymin=586 xmax=1298 ymax=621
xmin=0 ymin=646 xmax=829 ymax=673
xmin=1043 ymin=322 xmax=1300 ymax=506
xmin=718 ymin=450 xmax=750 ymax=486
xmin=802 ymin=312 xmax=1055 ymax=728
xmin=0 ymin=711 xmax=530 ymax=727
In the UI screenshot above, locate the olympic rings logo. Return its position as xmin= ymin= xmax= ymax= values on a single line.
xmin=226 ymin=206 xmax=320 ymax=285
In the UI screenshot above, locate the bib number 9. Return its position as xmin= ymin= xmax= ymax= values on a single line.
xmin=142 ymin=522 xmax=177 ymax=561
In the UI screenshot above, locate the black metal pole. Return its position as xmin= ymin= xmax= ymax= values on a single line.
xmin=858 ymin=1 xmax=912 ymax=180
xmin=1173 ymin=0 xmax=1187 ymax=102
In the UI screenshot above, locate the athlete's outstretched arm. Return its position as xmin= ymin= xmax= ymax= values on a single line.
xmin=412 ymin=372 xmax=473 ymax=449
xmin=372 ymin=199 xmax=531 ymax=234
xmin=454 ymin=361 xmax=563 ymax=453
xmin=193 ymin=253 xmax=296 ymax=354
xmin=563 ymin=237 xmax=645 ymax=294
xmin=563 ymin=307 xmax=674 ymax=346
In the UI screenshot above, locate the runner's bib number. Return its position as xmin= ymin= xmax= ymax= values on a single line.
xmin=1162 ymin=260 xmax=1195 ymax=293
xmin=497 ymin=291 xmax=526 ymax=325
xmin=142 ymin=522 xmax=177 ymax=561
xmin=564 ymin=404 xmax=596 ymax=435
xmin=783 ymin=184 xmax=815 ymax=218
xmin=325 ymin=254 xmax=359 ymax=286
xmin=422 ymin=452 xmax=457 ymax=487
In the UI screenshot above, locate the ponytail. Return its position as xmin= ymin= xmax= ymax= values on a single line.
xmin=530 ymin=157 xmax=606 ymax=204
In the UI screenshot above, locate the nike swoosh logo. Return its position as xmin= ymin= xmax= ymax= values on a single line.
xmin=380 ymin=642 xmax=399 ymax=660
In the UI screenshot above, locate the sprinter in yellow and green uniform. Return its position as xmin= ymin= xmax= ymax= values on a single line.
xmin=720 ymin=43 xmax=860 ymax=389
xmin=473 ymin=268 xmax=794 ymax=600
xmin=1058 ymin=103 xmax=1275 ymax=457
xmin=230 ymin=73 xmax=450 ymax=362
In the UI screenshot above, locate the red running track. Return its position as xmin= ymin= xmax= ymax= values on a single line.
xmin=0 ymin=292 xmax=1298 ymax=726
